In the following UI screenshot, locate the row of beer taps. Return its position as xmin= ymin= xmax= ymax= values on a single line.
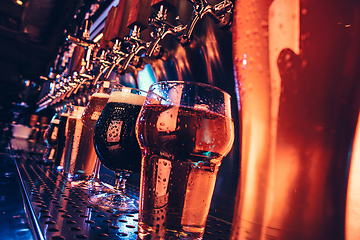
xmin=37 ymin=0 xmax=233 ymax=111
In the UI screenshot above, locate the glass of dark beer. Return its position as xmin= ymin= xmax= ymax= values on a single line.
xmin=90 ymin=85 xmax=147 ymax=211
xmin=71 ymin=80 xmax=112 ymax=192
xmin=135 ymin=81 xmax=235 ymax=239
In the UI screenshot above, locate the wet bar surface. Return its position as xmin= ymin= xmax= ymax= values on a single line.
xmin=5 ymin=138 xmax=231 ymax=240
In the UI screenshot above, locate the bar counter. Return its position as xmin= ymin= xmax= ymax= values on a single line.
xmin=0 ymin=137 xmax=232 ymax=240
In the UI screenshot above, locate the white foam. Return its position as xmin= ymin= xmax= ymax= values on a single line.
xmin=108 ymin=91 xmax=145 ymax=105
xmin=91 ymin=92 xmax=110 ymax=98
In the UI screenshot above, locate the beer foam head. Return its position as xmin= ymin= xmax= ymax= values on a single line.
xmin=91 ymin=92 xmax=110 ymax=98
xmin=108 ymin=90 xmax=145 ymax=105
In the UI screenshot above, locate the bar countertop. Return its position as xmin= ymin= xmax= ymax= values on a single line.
xmin=0 ymin=137 xmax=232 ymax=240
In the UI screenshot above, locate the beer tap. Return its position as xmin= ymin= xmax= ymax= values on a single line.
xmin=147 ymin=0 xmax=233 ymax=55
xmin=113 ymin=0 xmax=151 ymax=73
xmin=180 ymin=0 xmax=233 ymax=44
xmin=119 ymin=25 xmax=149 ymax=73
xmin=103 ymin=39 xmax=128 ymax=79
xmin=146 ymin=0 xmax=183 ymax=57
xmin=66 ymin=19 xmax=98 ymax=80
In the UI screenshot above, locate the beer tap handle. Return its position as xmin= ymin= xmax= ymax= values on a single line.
xmin=127 ymin=0 xmax=152 ymax=31
xmin=92 ymin=50 xmax=111 ymax=85
xmin=109 ymin=0 xmax=132 ymax=41
xmin=146 ymin=0 xmax=185 ymax=56
xmin=99 ymin=6 xmax=118 ymax=50
xmin=68 ymin=45 xmax=85 ymax=75
xmin=116 ymin=0 xmax=152 ymax=73
xmin=102 ymin=0 xmax=132 ymax=78
xmin=104 ymin=40 xmax=127 ymax=79
xmin=151 ymin=0 xmax=178 ymax=12
xmin=120 ymin=26 xmax=148 ymax=73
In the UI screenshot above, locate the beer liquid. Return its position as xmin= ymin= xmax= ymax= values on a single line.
xmin=54 ymin=114 xmax=68 ymax=166
xmin=136 ymin=104 xmax=234 ymax=239
xmin=93 ymin=102 xmax=143 ymax=172
xmin=62 ymin=116 xmax=97 ymax=177
xmin=81 ymin=92 xmax=110 ymax=130
xmin=43 ymin=115 xmax=60 ymax=162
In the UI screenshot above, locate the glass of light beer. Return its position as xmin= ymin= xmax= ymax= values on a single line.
xmin=90 ymin=85 xmax=147 ymax=212
xmin=62 ymin=105 xmax=97 ymax=180
xmin=135 ymin=81 xmax=235 ymax=239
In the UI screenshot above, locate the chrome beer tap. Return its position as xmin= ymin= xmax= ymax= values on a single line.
xmin=119 ymin=25 xmax=149 ymax=73
xmin=181 ymin=0 xmax=233 ymax=44
xmin=66 ymin=19 xmax=99 ymax=80
xmin=103 ymin=39 xmax=129 ymax=79
xmin=146 ymin=4 xmax=186 ymax=57
xmin=146 ymin=0 xmax=233 ymax=56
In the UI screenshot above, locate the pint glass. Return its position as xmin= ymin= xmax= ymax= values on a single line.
xmin=135 ymin=81 xmax=235 ymax=239
xmin=62 ymin=106 xmax=97 ymax=180
xmin=231 ymin=0 xmax=360 ymax=239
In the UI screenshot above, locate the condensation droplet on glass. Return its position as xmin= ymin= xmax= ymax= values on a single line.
xmin=301 ymin=60 xmax=308 ymax=68
xmin=260 ymin=20 xmax=268 ymax=28
xmin=285 ymin=53 xmax=291 ymax=61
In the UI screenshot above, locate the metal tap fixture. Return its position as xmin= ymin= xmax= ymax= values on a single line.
xmin=182 ymin=0 xmax=233 ymax=44
xmin=120 ymin=25 xmax=149 ymax=73
xmin=37 ymin=1 xmax=234 ymax=111
xmin=103 ymin=39 xmax=129 ymax=79
xmin=147 ymin=0 xmax=233 ymax=55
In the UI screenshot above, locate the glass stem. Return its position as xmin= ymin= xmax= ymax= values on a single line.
xmin=114 ymin=171 xmax=130 ymax=193
xmin=91 ymin=158 xmax=101 ymax=180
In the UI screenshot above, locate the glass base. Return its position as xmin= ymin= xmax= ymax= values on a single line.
xmin=71 ymin=178 xmax=113 ymax=194
xmin=89 ymin=191 xmax=138 ymax=212
xmin=137 ymin=222 xmax=204 ymax=240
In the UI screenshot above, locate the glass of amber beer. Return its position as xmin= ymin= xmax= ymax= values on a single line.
xmin=135 ymin=81 xmax=235 ymax=239
xmin=62 ymin=105 xmax=97 ymax=180
xmin=90 ymin=85 xmax=147 ymax=211
xmin=71 ymin=80 xmax=112 ymax=192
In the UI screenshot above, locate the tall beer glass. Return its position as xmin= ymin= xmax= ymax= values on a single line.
xmin=90 ymin=85 xmax=147 ymax=211
xmin=62 ymin=106 xmax=97 ymax=180
xmin=231 ymin=0 xmax=360 ymax=239
xmin=71 ymin=80 xmax=112 ymax=192
xmin=135 ymin=81 xmax=235 ymax=239
xmin=42 ymin=112 xmax=60 ymax=164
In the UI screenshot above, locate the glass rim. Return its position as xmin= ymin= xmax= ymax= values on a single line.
xmin=111 ymin=84 xmax=148 ymax=95
xmin=150 ymin=80 xmax=232 ymax=99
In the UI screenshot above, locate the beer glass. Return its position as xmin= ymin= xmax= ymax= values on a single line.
xmin=135 ymin=81 xmax=235 ymax=239
xmin=231 ymin=1 xmax=360 ymax=239
xmin=42 ymin=112 xmax=60 ymax=164
xmin=62 ymin=106 xmax=97 ymax=180
xmin=71 ymin=80 xmax=112 ymax=192
xmin=90 ymin=85 xmax=147 ymax=211
xmin=55 ymin=104 xmax=71 ymax=168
